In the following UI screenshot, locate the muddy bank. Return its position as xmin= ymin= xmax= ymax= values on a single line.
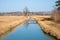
xmin=0 ymin=16 xmax=27 ymax=37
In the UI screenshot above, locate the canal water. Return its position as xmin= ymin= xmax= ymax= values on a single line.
xmin=0 ymin=18 xmax=56 ymax=40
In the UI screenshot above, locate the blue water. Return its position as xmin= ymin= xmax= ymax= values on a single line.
xmin=0 ymin=18 xmax=56 ymax=40
xmin=0 ymin=23 xmax=55 ymax=40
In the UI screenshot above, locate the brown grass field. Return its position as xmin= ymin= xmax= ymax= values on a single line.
xmin=31 ymin=15 xmax=60 ymax=39
xmin=0 ymin=16 xmax=27 ymax=37
xmin=0 ymin=15 xmax=60 ymax=39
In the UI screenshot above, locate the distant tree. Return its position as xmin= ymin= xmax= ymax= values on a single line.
xmin=23 ymin=7 xmax=29 ymax=16
xmin=51 ymin=0 xmax=60 ymax=22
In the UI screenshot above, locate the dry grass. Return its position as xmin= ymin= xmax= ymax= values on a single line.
xmin=31 ymin=15 xmax=60 ymax=29
xmin=31 ymin=15 xmax=60 ymax=39
xmin=0 ymin=16 xmax=27 ymax=37
xmin=31 ymin=15 xmax=51 ymax=21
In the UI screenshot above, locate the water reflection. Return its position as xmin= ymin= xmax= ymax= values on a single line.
xmin=24 ymin=17 xmax=37 ymax=29
xmin=24 ymin=21 xmax=29 ymax=30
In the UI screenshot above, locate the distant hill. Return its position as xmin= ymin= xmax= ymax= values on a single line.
xmin=0 ymin=12 xmax=51 ymax=16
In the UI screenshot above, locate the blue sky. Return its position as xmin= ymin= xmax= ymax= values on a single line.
xmin=0 ymin=0 xmax=56 ymax=12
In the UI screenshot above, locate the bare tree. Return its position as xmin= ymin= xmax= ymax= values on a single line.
xmin=23 ymin=7 xmax=29 ymax=16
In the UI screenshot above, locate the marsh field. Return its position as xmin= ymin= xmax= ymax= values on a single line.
xmin=0 ymin=15 xmax=60 ymax=40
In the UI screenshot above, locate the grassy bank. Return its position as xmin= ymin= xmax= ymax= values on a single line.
xmin=0 ymin=16 xmax=27 ymax=37
xmin=31 ymin=15 xmax=60 ymax=40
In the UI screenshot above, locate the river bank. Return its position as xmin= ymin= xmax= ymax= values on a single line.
xmin=0 ymin=16 xmax=27 ymax=37
xmin=31 ymin=15 xmax=60 ymax=40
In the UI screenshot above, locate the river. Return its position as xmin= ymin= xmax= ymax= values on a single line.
xmin=0 ymin=18 xmax=56 ymax=40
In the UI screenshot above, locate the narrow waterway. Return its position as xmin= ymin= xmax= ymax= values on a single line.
xmin=0 ymin=18 xmax=56 ymax=40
